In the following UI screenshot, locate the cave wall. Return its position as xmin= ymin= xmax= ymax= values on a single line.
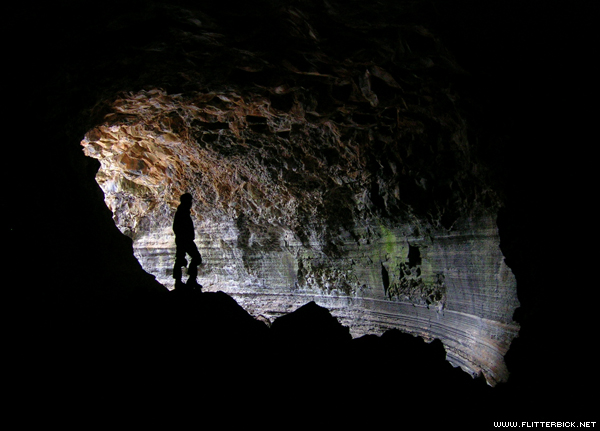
xmin=7 ymin=0 xmax=535 ymax=386
xmin=72 ymin=1 xmax=523 ymax=384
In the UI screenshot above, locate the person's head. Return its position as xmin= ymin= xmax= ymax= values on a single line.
xmin=180 ymin=193 xmax=193 ymax=209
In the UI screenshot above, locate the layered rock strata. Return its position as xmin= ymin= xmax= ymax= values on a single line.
xmin=66 ymin=0 xmax=521 ymax=386
xmin=81 ymin=84 xmax=519 ymax=384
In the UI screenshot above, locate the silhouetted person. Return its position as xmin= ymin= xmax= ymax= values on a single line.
xmin=173 ymin=193 xmax=202 ymax=290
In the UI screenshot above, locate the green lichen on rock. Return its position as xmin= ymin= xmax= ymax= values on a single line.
xmin=376 ymin=225 xmax=446 ymax=306
xmin=380 ymin=224 xmax=402 ymax=256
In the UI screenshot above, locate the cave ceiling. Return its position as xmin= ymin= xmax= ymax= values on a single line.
xmin=79 ymin=0 xmax=501 ymax=239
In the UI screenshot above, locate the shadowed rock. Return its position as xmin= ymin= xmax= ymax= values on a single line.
xmin=271 ymin=301 xmax=352 ymax=346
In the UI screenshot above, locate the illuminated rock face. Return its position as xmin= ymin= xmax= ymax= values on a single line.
xmin=81 ymin=82 xmax=519 ymax=384
xmin=75 ymin=0 xmax=522 ymax=384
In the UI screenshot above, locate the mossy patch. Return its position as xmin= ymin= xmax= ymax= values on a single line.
xmin=376 ymin=225 xmax=446 ymax=306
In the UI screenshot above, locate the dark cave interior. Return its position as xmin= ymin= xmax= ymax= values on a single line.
xmin=6 ymin=0 xmax=595 ymax=423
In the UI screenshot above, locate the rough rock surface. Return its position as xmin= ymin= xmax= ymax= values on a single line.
xmin=74 ymin=1 xmax=520 ymax=385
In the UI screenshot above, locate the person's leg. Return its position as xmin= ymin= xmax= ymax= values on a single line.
xmin=173 ymin=241 xmax=188 ymax=284
xmin=186 ymin=242 xmax=202 ymax=286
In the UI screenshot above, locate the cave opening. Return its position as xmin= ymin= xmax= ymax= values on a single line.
xmin=6 ymin=0 xmax=594 ymax=419
xmin=78 ymin=79 xmax=521 ymax=386
xmin=34 ymin=0 xmax=526 ymax=389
